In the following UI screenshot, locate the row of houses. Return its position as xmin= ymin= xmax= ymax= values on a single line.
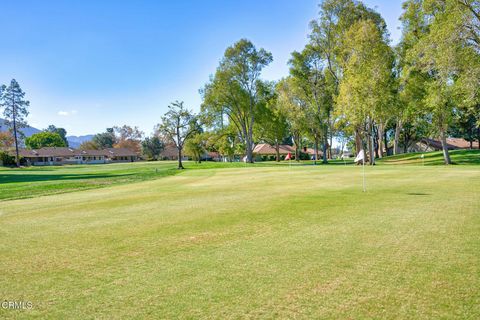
xmin=253 ymin=137 xmax=479 ymax=160
xmin=8 ymin=137 xmax=477 ymax=166
xmin=15 ymin=147 xmax=139 ymax=166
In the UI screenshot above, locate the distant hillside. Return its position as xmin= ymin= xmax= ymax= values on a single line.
xmin=0 ymin=118 xmax=41 ymax=137
xmin=66 ymin=135 xmax=95 ymax=148
xmin=1 ymin=118 xmax=94 ymax=147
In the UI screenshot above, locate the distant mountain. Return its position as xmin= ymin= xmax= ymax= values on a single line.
xmin=0 ymin=118 xmax=41 ymax=137
xmin=66 ymin=135 xmax=94 ymax=148
xmin=1 ymin=118 xmax=94 ymax=148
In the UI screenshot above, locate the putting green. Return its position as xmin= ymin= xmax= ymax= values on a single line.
xmin=0 ymin=165 xmax=479 ymax=319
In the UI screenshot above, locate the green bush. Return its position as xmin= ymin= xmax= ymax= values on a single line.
xmin=0 ymin=151 xmax=16 ymax=166
xmin=299 ymin=152 xmax=310 ymax=160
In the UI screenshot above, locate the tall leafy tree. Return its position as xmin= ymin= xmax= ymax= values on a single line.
xmin=289 ymin=46 xmax=332 ymax=163
xmin=308 ymin=0 xmax=390 ymax=159
xmin=1 ymin=79 xmax=30 ymax=166
xmin=45 ymin=125 xmax=68 ymax=146
xmin=93 ymin=128 xmax=116 ymax=149
xmin=395 ymin=0 xmax=429 ymax=155
xmin=157 ymin=101 xmax=200 ymax=169
xmin=113 ymin=125 xmax=144 ymax=153
xmin=336 ymin=20 xmax=395 ymax=165
xmin=254 ymin=83 xmax=289 ymax=161
xmin=79 ymin=140 xmax=100 ymax=150
xmin=0 ymin=131 xmax=14 ymax=152
xmin=276 ymin=77 xmax=308 ymax=161
xmin=25 ymin=132 xmax=66 ymax=149
xmin=202 ymin=39 xmax=273 ymax=163
xmin=184 ymin=132 xmax=206 ymax=163
xmin=403 ymin=0 xmax=480 ymax=164
xmin=141 ymin=136 xmax=164 ymax=160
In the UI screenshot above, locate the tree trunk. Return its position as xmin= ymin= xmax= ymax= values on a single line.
xmin=13 ymin=115 xmax=20 ymax=167
xmin=377 ymin=123 xmax=384 ymax=158
xmin=329 ymin=131 xmax=333 ymax=160
xmin=245 ymin=138 xmax=253 ymax=163
xmin=355 ymin=129 xmax=362 ymax=155
xmin=10 ymin=91 xmax=20 ymax=167
xmin=368 ymin=119 xmax=375 ymax=165
xmin=394 ymin=120 xmax=402 ymax=155
xmin=314 ymin=136 xmax=318 ymax=165
xmin=275 ymin=141 xmax=280 ymax=162
xmin=384 ymin=130 xmax=388 ymax=156
xmin=293 ymin=134 xmax=300 ymax=161
xmin=322 ymin=134 xmax=328 ymax=164
xmin=439 ymin=126 xmax=451 ymax=165
xmin=477 ymin=126 xmax=480 ymax=150
xmin=177 ymin=147 xmax=184 ymax=169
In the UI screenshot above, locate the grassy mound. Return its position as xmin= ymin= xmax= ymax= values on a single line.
xmin=377 ymin=149 xmax=480 ymax=165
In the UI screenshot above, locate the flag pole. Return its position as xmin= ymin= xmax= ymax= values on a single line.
xmin=362 ymin=156 xmax=366 ymax=192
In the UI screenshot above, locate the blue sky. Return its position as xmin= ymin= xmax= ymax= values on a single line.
xmin=0 ymin=0 xmax=403 ymax=136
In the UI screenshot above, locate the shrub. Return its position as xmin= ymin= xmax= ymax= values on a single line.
xmin=299 ymin=152 xmax=310 ymax=160
xmin=0 ymin=151 xmax=16 ymax=166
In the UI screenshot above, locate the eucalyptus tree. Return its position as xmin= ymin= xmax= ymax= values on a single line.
xmin=402 ymin=0 xmax=480 ymax=164
xmin=157 ymin=101 xmax=200 ymax=169
xmin=395 ymin=0 xmax=430 ymax=155
xmin=201 ymin=39 xmax=273 ymax=163
xmin=289 ymin=45 xmax=332 ymax=163
xmin=276 ymin=77 xmax=308 ymax=161
xmin=1 ymin=79 xmax=30 ymax=167
xmin=254 ymin=83 xmax=289 ymax=162
xmin=336 ymin=20 xmax=395 ymax=165
xmin=308 ymin=0 xmax=390 ymax=158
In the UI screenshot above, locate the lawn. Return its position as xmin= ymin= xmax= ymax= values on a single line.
xmin=0 ymin=161 xmax=268 ymax=201
xmin=0 ymin=161 xmax=479 ymax=319
xmin=377 ymin=149 xmax=480 ymax=165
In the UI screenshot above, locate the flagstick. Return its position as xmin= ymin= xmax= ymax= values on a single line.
xmin=362 ymin=156 xmax=366 ymax=192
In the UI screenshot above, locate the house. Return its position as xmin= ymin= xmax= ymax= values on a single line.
xmin=103 ymin=148 xmax=139 ymax=162
xmin=12 ymin=147 xmax=138 ymax=166
xmin=253 ymin=143 xmax=322 ymax=160
xmin=412 ymin=138 xmax=479 ymax=152
xmin=16 ymin=147 xmax=107 ymax=166
xmin=159 ymin=144 xmax=181 ymax=160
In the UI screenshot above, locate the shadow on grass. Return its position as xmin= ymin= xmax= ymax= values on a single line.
xmin=406 ymin=192 xmax=430 ymax=196
xmin=0 ymin=173 xmax=132 ymax=184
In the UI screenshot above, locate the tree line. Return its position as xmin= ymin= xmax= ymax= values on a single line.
xmin=163 ymin=0 xmax=479 ymax=167
xmin=1 ymin=0 xmax=479 ymax=168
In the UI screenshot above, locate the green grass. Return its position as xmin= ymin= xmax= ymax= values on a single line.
xmin=0 ymin=161 xmax=479 ymax=319
xmin=0 ymin=161 xmax=274 ymax=201
xmin=0 ymin=149 xmax=478 ymax=201
xmin=377 ymin=149 xmax=480 ymax=165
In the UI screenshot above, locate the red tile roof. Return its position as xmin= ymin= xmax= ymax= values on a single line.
xmin=253 ymin=143 xmax=322 ymax=156
xmin=16 ymin=147 xmax=137 ymax=158
xmin=253 ymin=144 xmax=295 ymax=155
xmin=103 ymin=148 xmax=138 ymax=157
